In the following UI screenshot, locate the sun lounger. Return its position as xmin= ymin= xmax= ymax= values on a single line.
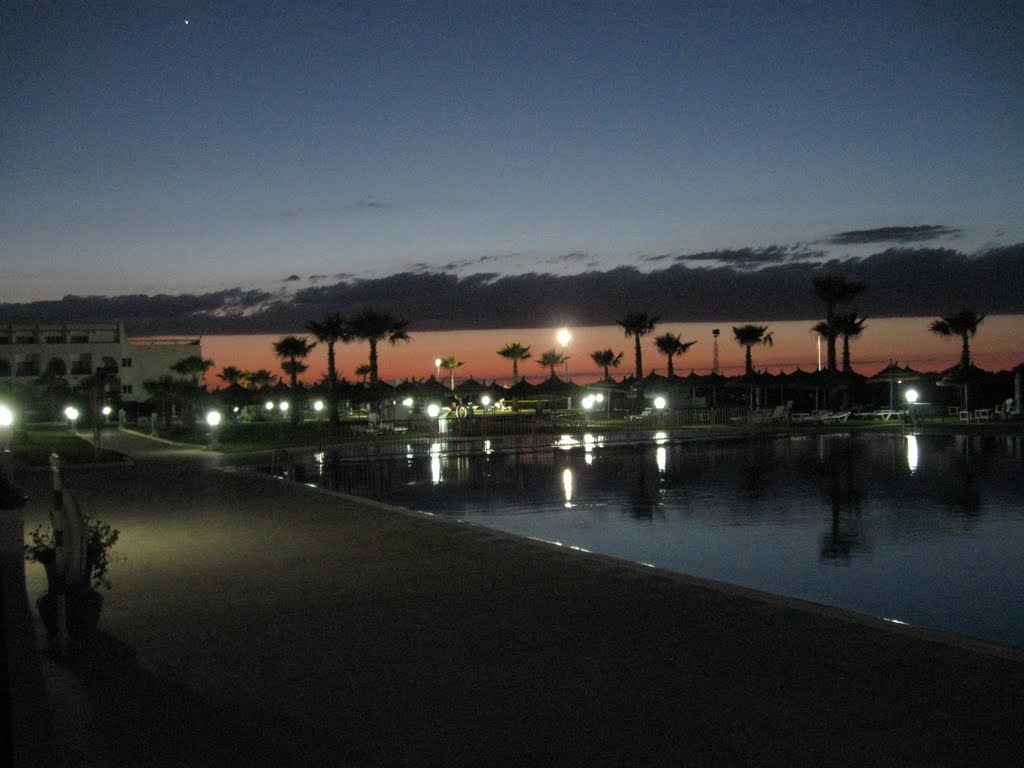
xmin=820 ymin=411 xmax=850 ymax=424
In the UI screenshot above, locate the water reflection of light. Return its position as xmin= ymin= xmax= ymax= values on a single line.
xmin=430 ymin=442 xmax=442 ymax=484
xmin=656 ymin=446 xmax=667 ymax=474
xmin=556 ymin=434 xmax=580 ymax=450
xmin=562 ymin=468 xmax=573 ymax=507
xmin=483 ymin=439 xmax=492 ymax=455
xmin=654 ymin=431 xmax=669 ymax=445
xmin=313 ymin=451 xmax=325 ymax=466
xmin=905 ymin=434 xmax=919 ymax=473
xmin=585 ymin=453 xmax=594 ymax=466
xmin=406 ymin=443 xmax=414 ymax=460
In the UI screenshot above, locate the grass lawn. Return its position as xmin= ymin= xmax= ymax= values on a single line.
xmin=10 ymin=428 xmax=125 ymax=467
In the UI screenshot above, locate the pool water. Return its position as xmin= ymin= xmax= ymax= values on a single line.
xmin=303 ymin=432 xmax=1024 ymax=648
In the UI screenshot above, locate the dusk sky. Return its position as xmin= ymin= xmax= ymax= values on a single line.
xmin=2 ymin=1 xmax=1023 ymax=322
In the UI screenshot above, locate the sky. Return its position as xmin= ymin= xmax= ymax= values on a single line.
xmin=2 ymin=1 xmax=1023 ymax=324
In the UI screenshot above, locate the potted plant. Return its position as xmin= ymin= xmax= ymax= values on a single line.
xmin=24 ymin=516 xmax=120 ymax=638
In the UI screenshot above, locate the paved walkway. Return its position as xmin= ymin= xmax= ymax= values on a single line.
xmin=15 ymin=430 xmax=1024 ymax=766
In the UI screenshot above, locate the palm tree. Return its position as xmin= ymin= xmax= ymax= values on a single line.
xmin=833 ymin=312 xmax=867 ymax=373
xmin=732 ymin=325 xmax=774 ymax=375
xmin=439 ymin=356 xmax=463 ymax=390
xmin=812 ymin=275 xmax=866 ymax=371
xmin=590 ymin=349 xmax=623 ymax=381
xmin=355 ymin=364 xmax=371 ymax=383
xmin=497 ymin=342 xmax=532 ymax=383
xmin=273 ymin=335 xmax=316 ymax=423
xmin=537 ymin=349 xmax=567 ymax=379
xmin=171 ymin=355 xmax=214 ymax=429
xmin=246 ymin=369 xmax=277 ymax=390
xmin=347 ymin=308 xmax=411 ymax=384
xmin=307 ymin=313 xmax=350 ymax=429
xmin=143 ymin=375 xmax=178 ymax=431
xmin=654 ymin=333 xmax=696 ymax=378
xmin=218 ymin=366 xmax=245 ymax=387
xmin=617 ymin=312 xmax=659 ymax=380
xmin=930 ymin=308 xmax=985 ymax=368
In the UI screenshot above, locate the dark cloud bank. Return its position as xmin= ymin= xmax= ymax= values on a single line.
xmin=2 ymin=244 xmax=1022 ymax=335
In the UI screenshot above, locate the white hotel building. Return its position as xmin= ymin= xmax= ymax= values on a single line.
xmin=0 ymin=323 xmax=201 ymax=402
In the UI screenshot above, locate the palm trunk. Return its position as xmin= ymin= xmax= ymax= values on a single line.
xmin=960 ymin=334 xmax=971 ymax=368
xmin=666 ymin=355 xmax=675 ymax=377
xmin=745 ymin=345 xmax=753 ymax=375
xmin=327 ymin=342 xmax=339 ymax=427
xmin=369 ymin=340 xmax=379 ymax=383
xmin=841 ymin=335 xmax=851 ymax=373
xmin=634 ymin=336 xmax=643 ymax=380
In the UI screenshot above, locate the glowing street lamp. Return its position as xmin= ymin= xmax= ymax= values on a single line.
xmin=435 ymin=358 xmax=442 ymax=380
xmin=426 ymin=403 xmax=441 ymax=419
xmin=278 ymin=401 xmax=289 ymax=416
xmin=905 ymin=388 xmax=919 ymax=426
xmin=313 ymin=400 xmax=325 ymax=417
xmin=205 ymin=410 xmax=222 ymax=448
xmin=264 ymin=401 xmax=275 ymax=413
xmin=653 ymin=396 xmax=667 ymax=410
xmin=0 ymin=403 xmax=14 ymax=454
xmin=64 ymin=405 xmax=80 ymax=432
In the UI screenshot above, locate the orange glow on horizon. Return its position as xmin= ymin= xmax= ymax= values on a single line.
xmin=193 ymin=315 xmax=1023 ymax=389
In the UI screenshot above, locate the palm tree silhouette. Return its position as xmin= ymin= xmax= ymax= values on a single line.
xmin=732 ymin=325 xmax=773 ymax=375
xmin=812 ymin=276 xmax=866 ymax=371
xmin=347 ymin=308 xmax=411 ymax=384
xmin=833 ymin=312 xmax=867 ymax=373
xmin=273 ymin=335 xmax=316 ymax=423
xmin=246 ymin=369 xmax=277 ymax=390
xmin=306 ymin=313 xmax=350 ymax=429
xmin=617 ymin=312 xmax=659 ymax=380
xmin=497 ymin=342 xmax=532 ymax=383
xmin=537 ymin=349 xmax=567 ymax=379
xmin=654 ymin=333 xmax=696 ymax=378
xmin=930 ymin=308 xmax=985 ymax=368
xmin=590 ymin=349 xmax=623 ymax=381
xmin=217 ymin=366 xmax=245 ymax=387
xmin=439 ymin=356 xmax=463 ymax=389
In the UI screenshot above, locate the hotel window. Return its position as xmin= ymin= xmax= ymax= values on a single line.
xmin=16 ymin=335 xmax=36 ymax=344
xmin=71 ymin=335 xmax=89 ymax=343
xmin=121 ymin=357 xmax=133 ymax=367
xmin=122 ymin=384 xmax=133 ymax=394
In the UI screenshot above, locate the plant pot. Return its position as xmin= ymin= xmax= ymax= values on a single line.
xmin=36 ymin=587 xmax=104 ymax=639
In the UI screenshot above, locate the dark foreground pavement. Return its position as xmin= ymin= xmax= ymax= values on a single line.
xmin=10 ymin=430 xmax=1024 ymax=766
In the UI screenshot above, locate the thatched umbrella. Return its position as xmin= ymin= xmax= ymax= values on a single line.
xmin=869 ymin=361 xmax=922 ymax=409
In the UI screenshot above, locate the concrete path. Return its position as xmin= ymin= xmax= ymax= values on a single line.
xmin=15 ymin=430 xmax=1024 ymax=766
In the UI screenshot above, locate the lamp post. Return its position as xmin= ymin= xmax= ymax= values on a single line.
xmin=206 ymin=410 xmax=222 ymax=448
xmin=63 ymin=405 xmax=79 ymax=433
xmin=905 ymin=388 xmax=919 ymax=427
xmin=712 ymin=328 xmax=720 ymax=375
xmin=435 ymin=358 xmax=442 ymax=380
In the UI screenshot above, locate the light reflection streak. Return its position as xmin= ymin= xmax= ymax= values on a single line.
xmin=654 ymin=431 xmax=669 ymax=445
xmin=483 ymin=439 xmax=492 ymax=455
xmin=905 ymin=434 xmax=919 ymax=473
xmin=656 ymin=446 xmax=667 ymax=474
xmin=430 ymin=442 xmax=442 ymax=485
xmin=562 ymin=468 xmax=573 ymax=507
xmin=555 ymin=434 xmax=580 ymax=450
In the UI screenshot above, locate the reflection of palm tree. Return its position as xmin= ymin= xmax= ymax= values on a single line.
xmin=537 ymin=349 xmax=567 ymax=379
xmin=930 ymin=308 xmax=985 ymax=368
xmin=347 ymin=308 xmax=411 ymax=384
xmin=654 ymin=333 xmax=696 ymax=378
xmin=273 ymin=336 xmax=316 ymax=424
xmin=617 ymin=312 xmax=659 ymax=380
xmin=732 ymin=325 xmax=773 ymax=375
xmin=307 ymin=313 xmax=350 ymax=430
xmin=498 ymin=342 xmax=532 ymax=382
xmin=439 ymin=356 xmax=463 ymax=389
xmin=590 ymin=349 xmax=623 ymax=381
xmin=813 ymin=275 xmax=866 ymax=371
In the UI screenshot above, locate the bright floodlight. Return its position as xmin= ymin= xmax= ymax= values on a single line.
xmin=313 ymin=400 xmax=324 ymax=412
xmin=427 ymin=403 xmax=441 ymax=418
xmin=279 ymin=401 xmax=289 ymax=412
xmin=206 ymin=411 xmax=222 ymax=427
xmin=595 ymin=393 xmax=604 ymax=403
xmin=402 ymin=397 xmax=414 ymax=407
xmin=582 ymin=395 xmax=595 ymax=410
xmin=654 ymin=396 xmax=667 ymax=410
xmin=64 ymin=406 xmax=80 ymax=422
xmin=101 ymin=405 xmax=112 ymax=416
xmin=480 ymin=395 xmax=491 ymax=407
xmin=0 ymin=404 xmax=13 ymax=428
xmin=434 ymin=358 xmax=442 ymax=367
xmin=904 ymin=388 xmax=919 ymax=404
xmin=557 ymin=328 xmax=571 ymax=347
xmin=265 ymin=401 xmax=274 ymax=411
